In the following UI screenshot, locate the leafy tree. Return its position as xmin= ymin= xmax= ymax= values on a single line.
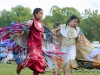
xmin=0 ymin=5 xmax=32 ymax=27
xmin=0 ymin=9 xmax=12 ymax=27
xmin=11 ymin=5 xmax=32 ymax=22
xmin=80 ymin=9 xmax=100 ymax=42
xmin=43 ymin=5 xmax=82 ymax=29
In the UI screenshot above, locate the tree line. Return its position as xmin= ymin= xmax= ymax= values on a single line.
xmin=0 ymin=5 xmax=100 ymax=42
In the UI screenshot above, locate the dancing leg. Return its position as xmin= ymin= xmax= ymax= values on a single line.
xmin=33 ymin=71 xmax=39 ymax=75
xmin=16 ymin=63 xmax=23 ymax=75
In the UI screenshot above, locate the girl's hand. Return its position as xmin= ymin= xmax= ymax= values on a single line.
xmin=52 ymin=26 xmax=60 ymax=36
xmin=52 ymin=26 xmax=61 ymax=32
xmin=56 ymin=26 xmax=61 ymax=30
xmin=24 ymin=20 xmax=33 ymax=27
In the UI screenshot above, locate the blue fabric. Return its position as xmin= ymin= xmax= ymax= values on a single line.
xmin=44 ymin=26 xmax=55 ymax=43
xmin=14 ymin=54 xmax=25 ymax=64
xmin=0 ymin=52 xmax=7 ymax=59
xmin=13 ymin=54 xmax=19 ymax=59
xmin=16 ymin=59 xmax=24 ymax=64
xmin=79 ymin=29 xmax=83 ymax=34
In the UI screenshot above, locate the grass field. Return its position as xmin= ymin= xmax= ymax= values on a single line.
xmin=0 ymin=63 xmax=100 ymax=75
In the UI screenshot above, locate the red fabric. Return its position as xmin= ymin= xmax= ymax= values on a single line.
xmin=23 ymin=48 xmax=45 ymax=73
xmin=1 ymin=33 xmax=9 ymax=41
xmin=23 ymin=18 xmax=45 ymax=73
xmin=27 ymin=18 xmax=44 ymax=51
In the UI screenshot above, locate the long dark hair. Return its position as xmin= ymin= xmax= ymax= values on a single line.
xmin=33 ymin=8 xmax=42 ymax=17
xmin=66 ymin=15 xmax=80 ymax=26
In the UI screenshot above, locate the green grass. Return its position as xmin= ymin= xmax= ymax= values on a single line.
xmin=0 ymin=63 xmax=100 ymax=75
xmin=0 ymin=63 xmax=52 ymax=75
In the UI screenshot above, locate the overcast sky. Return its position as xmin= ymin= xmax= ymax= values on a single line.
xmin=0 ymin=0 xmax=100 ymax=16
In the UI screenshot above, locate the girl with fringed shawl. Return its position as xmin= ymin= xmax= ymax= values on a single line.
xmin=52 ymin=15 xmax=96 ymax=75
xmin=16 ymin=8 xmax=46 ymax=75
xmin=52 ymin=15 xmax=80 ymax=75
